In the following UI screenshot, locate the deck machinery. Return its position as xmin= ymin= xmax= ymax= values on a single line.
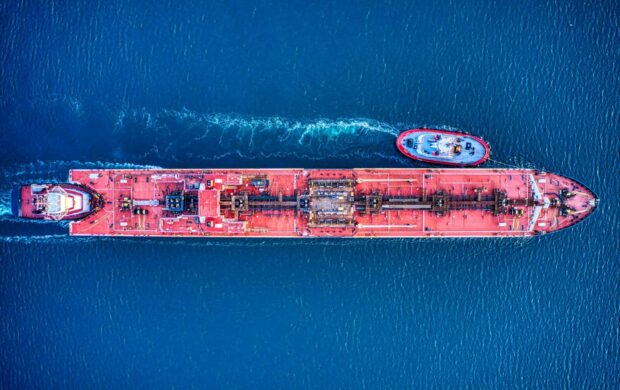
xmin=13 ymin=168 xmax=597 ymax=238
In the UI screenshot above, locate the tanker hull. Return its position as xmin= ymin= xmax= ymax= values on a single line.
xmin=28 ymin=168 xmax=597 ymax=238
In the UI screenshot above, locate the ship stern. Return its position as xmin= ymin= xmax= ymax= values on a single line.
xmin=11 ymin=186 xmax=23 ymax=218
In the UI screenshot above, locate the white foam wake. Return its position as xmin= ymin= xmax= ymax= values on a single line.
xmin=0 ymin=190 xmax=11 ymax=219
xmin=194 ymin=112 xmax=400 ymax=137
xmin=0 ymin=234 xmax=74 ymax=243
xmin=112 ymin=109 xmax=402 ymax=162
xmin=115 ymin=109 xmax=399 ymax=141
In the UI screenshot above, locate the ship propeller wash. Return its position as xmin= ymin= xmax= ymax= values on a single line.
xmin=12 ymin=168 xmax=597 ymax=238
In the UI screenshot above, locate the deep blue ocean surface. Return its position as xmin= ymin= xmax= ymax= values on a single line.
xmin=1 ymin=0 xmax=618 ymax=387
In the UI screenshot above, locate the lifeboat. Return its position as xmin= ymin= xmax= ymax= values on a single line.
xmin=12 ymin=183 xmax=102 ymax=220
xmin=396 ymin=128 xmax=490 ymax=166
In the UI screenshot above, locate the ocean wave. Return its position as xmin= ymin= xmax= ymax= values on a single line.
xmin=0 ymin=234 xmax=76 ymax=243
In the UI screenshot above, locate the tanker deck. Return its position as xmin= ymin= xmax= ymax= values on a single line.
xmin=20 ymin=168 xmax=594 ymax=238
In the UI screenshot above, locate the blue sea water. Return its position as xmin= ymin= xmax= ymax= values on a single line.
xmin=1 ymin=0 xmax=619 ymax=387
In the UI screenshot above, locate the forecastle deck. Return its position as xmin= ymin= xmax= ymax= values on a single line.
xmin=68 ymin=168 xmax=597 ymax=238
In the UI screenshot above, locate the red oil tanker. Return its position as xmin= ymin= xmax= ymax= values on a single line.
xmin=12 ymin=168 xmax=597 ymax=238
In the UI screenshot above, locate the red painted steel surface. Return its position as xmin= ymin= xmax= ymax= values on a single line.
xmin=52 ymin=168 xmax=597 ymax=238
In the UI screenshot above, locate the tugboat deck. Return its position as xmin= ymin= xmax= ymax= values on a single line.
xmin=397 ymin=129 xmax=490 ymax=166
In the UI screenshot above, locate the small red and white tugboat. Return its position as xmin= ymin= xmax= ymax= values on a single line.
xmin=396 ymin=128 xmax=490 ymax=166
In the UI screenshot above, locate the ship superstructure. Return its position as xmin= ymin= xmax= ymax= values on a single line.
xmin=14 ymin=168 xmax=597 ymax=238
xmin=13 ymin=183 xmax=102 ymax=220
